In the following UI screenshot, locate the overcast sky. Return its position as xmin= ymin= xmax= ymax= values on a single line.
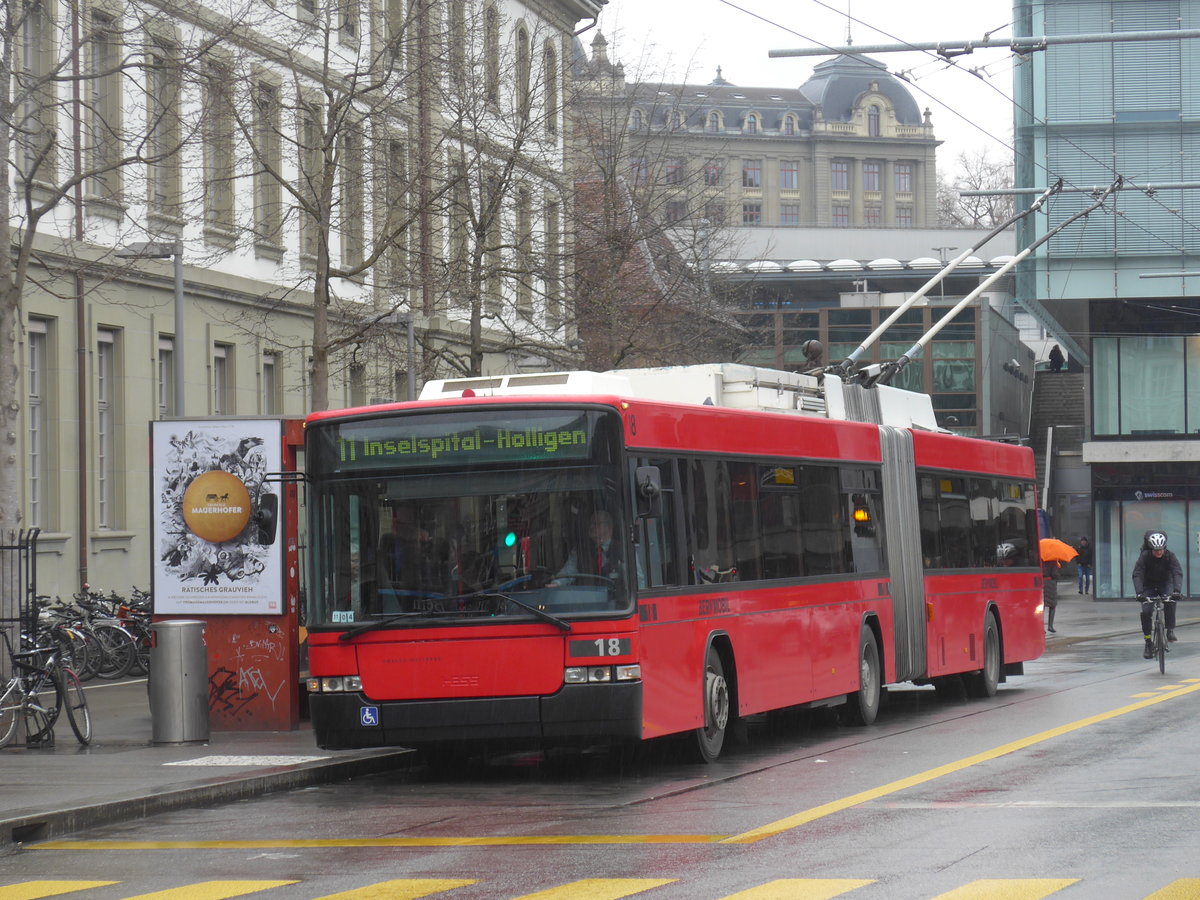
xmin=591 ymin=0 xmax=1018 ymax=170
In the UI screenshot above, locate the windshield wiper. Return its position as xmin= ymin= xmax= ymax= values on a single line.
xmin=338 ymin=589 xmax=571 ymax=640
xmin=482 ymin=591 xmax=572 ymax=632
xmin=339 ymin=611 xmax=433 ymax=641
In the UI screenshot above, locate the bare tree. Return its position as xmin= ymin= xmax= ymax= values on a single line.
xmin=419 ymin=5 xmax=579 ymax=379
xmin=937 ymin=148 xmax=1016 ymax=228
xmin=568 ymin=37 xmax=745 ymax=370
xmin=194 ymin=0 xmax=440 ymax=411
xmin=202 ymin=2 xmax=582 ymax=398
xmin=0 ymin=0 xmax=208 ymax=541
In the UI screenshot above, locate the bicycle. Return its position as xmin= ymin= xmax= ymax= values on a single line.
xmin=0 ymin=629 xmax=62 ymax=748
xmin=1143 ymin=592 xmax=1181 ymax=675
xmin=0 ymin=629 xmax=91 ymax=747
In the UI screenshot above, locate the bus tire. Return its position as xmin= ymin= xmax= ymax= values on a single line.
xmin=691 ymin=644 xmax=730 ymax=763
xmin=842 ymin=626 xmax=881 ymax=726
xmin=965 ymin=610 xmax=1001 ymax=699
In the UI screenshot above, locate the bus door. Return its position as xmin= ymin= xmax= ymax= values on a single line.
xmin=879 ymin=427 xmax=926 ymax=680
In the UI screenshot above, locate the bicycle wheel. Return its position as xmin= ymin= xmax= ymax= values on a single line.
xmin=0 ymin=683 xmax=20 ymax=748
xmin=1155 ymin=609 xmax=1168 ymax=674
xmin=125 ymin=620 xmax=151 ymax=676
xmin=55 ymin=627 xmax=91 ymax=678
xmin=74 ymin=628 xmax=101 ymax=682
xmin=61 ymin=668 xmax=92 ymax=745
xmin=23 ymin=667 xmax=62 ymax=744
xmin=91 ymin=622 xmax=135 ymax=679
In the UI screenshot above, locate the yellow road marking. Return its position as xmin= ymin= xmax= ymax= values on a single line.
xmin=1146 ymin=879 xmax=1200 ymax=899
xmin=313 ymin=879 xmax=477 ymax=899
xmin=120 ymin=883 xmax=298 ymax=899
xmin=929 ymin=880 xmax=1078 ymax=899
xmin=28 ymin=682 xmax=1200 ymax=855
xmin=720 ymin=879 xmax=875 ymax=899
xmin=512 ymin=880 xmax=676 ymax=899
xmin=722 ymin=679 xmax=1200 ymax=843
xmin=0 ymin=883 xmax=118 ymax=900
xmin=33 ymin=835 xmax=723 ymax=850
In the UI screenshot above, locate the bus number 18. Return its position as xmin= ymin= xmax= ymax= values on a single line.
xmin=570 ymin=638 xmax=630 ymax=658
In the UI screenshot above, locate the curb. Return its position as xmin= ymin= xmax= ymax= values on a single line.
xmin=1 ymin=748 xmax=413 ymax=851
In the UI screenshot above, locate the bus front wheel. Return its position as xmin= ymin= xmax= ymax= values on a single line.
xmin=691 ymin=645 xmax=730 ymax=762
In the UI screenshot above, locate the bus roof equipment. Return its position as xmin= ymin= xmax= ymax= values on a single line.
xmin=421 ymin=363 xmax=944 ymax=432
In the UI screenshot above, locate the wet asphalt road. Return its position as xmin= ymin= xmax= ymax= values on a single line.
xmin=6 ymin=632 xmax=1200 ymax=899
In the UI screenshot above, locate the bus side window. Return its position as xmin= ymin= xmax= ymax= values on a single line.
xmin=759 ymin=466 xmax=803 ymax=579
xmin=635 ymin=457 xmax=679 ymax=588
xmin=683 ymin=458 xmax=736 ymax=584
xmin=996 ymin=480 xmax=1031 ymax=566
xmin=969 ymin=478 xmax=999 ymax=566
xmin=918 ymin=474 xmax=942 ymax=568
xmin=799 ymin=464 xmax=846 ymax=576
xmin=729 ymin=461 xmax=761 ymax=581
xmin=938 ymin=477 xmax=971 ymax=569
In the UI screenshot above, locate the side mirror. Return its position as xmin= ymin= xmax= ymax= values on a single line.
xmin=635 ymin=466 xmax=663 ymax=519
xmin=254 ymin=492 xmax=279 ymax=545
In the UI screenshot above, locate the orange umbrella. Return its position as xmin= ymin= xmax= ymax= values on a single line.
xmin=1039 ymin=537 xmax=1078 ymax=564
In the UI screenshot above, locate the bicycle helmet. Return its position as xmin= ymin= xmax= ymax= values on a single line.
xmin=1147 ymin=531 xmax=1168 ymax=550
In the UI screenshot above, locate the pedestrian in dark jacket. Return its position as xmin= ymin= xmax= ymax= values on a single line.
xmin=1075 ymin=536 xmax=1093 ymax=595
xmin=1043 ymin=559 xmax=1060 ymax=633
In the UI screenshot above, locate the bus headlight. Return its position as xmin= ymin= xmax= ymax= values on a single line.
xmin=564 ymin=665 xmax=641 ymax=685
xmin=308 ymin=675 xmax=363 ymax=693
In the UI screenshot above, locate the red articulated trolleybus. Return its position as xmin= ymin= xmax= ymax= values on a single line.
xmin=303 ymin=363 xmax=1044 ymax=761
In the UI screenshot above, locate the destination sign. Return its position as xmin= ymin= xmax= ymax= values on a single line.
xmin=328 ymin=411 xmax=597 ymax=470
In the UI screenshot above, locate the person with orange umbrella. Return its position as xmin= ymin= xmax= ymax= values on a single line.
xmin=1039 ymin=538 xmax=1078 ymax=633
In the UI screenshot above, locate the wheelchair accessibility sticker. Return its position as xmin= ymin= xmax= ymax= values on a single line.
xmin=360 ymin=706 xmax=380 ymax=726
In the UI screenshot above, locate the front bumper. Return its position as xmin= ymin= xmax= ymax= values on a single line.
xmin=309 ymin=681 xmax=642 ymax=750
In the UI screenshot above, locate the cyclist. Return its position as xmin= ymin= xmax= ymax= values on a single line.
xmin=1133 ymin=531 xmax=1183 ymax=658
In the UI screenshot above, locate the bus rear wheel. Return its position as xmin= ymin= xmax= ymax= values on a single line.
xmin=965 ymin=611 xmax=1001 ymax=699
xmin=841 ymin=627 xmax=881 ymax=726
xmin=691 ymin=645 xmax=730 ymax=762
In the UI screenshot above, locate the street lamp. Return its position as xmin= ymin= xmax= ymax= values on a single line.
xmin=117 ymin=240 xmax=184 ymax=416
xmin=382 ymin=311 xmax=417 ymax=400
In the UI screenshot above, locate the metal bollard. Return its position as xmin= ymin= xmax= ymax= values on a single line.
xmin=148 ymin=619 xmax=210 ymax=743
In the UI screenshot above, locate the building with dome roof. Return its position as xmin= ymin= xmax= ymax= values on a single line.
xmin=574 ymin=34 xmax=938 ymax=230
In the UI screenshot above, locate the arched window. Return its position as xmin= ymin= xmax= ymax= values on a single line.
xmin=484 ymin=3 xmax=499 ymax=102
xmin=782 ymin=115 xmax=795 ymax=135
xmin=672 ymin=110 xmax=685 ymax=130
xmin=708 ymin=111 xmax=721 ymax=133
xmin=515 ymin=25 xmax=530 ymax=121
xmin=868 ymin=104 xmax=880 ymax=137
xmin=630 ymin=109 xmax=643 ymax=130
xmin=745 ymin=113 xmax=758 ymax=134
xmin=544 ymin=42 xmax=558 ymax=135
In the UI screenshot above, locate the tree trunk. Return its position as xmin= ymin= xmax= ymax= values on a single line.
xmin=0 ymin=283 xmax=19 ymax=534
xmin=311 ymin=244 xmax=331 ymax=411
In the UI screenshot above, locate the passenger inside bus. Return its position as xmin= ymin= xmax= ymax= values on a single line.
xmin=551 ymin=509 xmax=644 ymax=589
xmin=376 ymin=506 xmax=450 ymax=610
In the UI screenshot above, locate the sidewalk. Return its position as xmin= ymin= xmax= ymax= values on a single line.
xmin=0 ymin=675 xmax=411 ymax=851
xmin=0 ymin=588 xmax=1188 ymax=850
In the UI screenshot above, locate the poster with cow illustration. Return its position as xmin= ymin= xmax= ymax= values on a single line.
xmin=151 ymin=419 xmax=283 ymax=614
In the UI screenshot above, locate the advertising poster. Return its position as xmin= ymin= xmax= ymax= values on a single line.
xmin=151 ymin=419 xmax=283 ymax=614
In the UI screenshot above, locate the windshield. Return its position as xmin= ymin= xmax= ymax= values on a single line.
xmin=306 ymin=407 xmax=630 ymax=628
